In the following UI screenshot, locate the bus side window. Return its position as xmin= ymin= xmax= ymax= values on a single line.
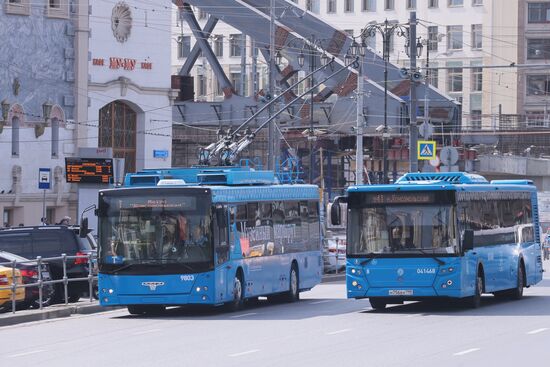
xmin=214 ymin=206 xmax=229 ymax=264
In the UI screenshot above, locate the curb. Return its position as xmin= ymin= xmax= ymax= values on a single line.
xmin=0 ymin=303 xmax=119 ymax=328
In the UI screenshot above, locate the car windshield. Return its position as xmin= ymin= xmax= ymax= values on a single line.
xmin=348 ymin=204 xmax=458 ymax=256
xmin=98 ymin=190 xmax=213 ymax=274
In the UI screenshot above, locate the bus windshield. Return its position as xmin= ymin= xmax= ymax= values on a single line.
xmin=348 ymin=204 xmax=458 ymax=256
xmin=98 ymin=190 xmax=213 ymax=274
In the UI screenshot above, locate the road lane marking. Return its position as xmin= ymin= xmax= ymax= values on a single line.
xmin=229 ymin=349 xmax=260 ymax=357
xmin=132 ymin=328 xmax=162 ymax=335
xmin=230 ymin=312 xmax=258 ymax=318
xmin=527 ymin=328 xmax=548 ymax=335
xmin=453 ymin=348 xmax=480 ymax=356
xmin=326 ymin=328 xmax=351 ymax=335
xmin=310 ymin=300 xmax=332 ymax=305
xmin=8 ymin=350 xmax=47 ymax=358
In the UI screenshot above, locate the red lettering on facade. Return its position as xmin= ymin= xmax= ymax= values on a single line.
xmin=140 ymin=62 xmax=153 ymax=70
xmin=92 ymin=58 xmax=105 ymax=66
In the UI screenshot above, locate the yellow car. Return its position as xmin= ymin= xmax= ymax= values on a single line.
xmin=0 ymin=265 xmax=25 ymax=309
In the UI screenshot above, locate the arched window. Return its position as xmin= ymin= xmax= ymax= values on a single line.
xmin=11 ymin=116 xmax=19 ymax=157
xmin=99 ymin=101 xmax=136 ymax=173
xmin=51 ymin=117 xmax=59 ymax=157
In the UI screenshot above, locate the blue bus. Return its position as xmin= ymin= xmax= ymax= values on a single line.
xmin=96 ymin=167 xmax=322 ymax=314
xmin=330 ymin=172 xmax=544 ymax=309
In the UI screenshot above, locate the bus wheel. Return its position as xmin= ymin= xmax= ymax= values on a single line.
xmin=228 ymin=275 xmax=244 ymax=311
xmin=468 ymin=272 xmax=483 ymax=308
xmin=510 ymin=264 xmax=525 ymax=300
xmin=369 ymin=298 xmax=387 ymax=310
xmin=285 ymin=265 xmax=299 ymax=302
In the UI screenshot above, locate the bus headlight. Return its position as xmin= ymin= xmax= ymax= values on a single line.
xmin=196 ymin=287 xmax=201 ymax=292
xmin=352 ymin=281 xmax=358 ymax=287
xmin=446 ymin=280 xmax=453 ymax=286
xmin=108 ymin=289 xmax=114 ymax=294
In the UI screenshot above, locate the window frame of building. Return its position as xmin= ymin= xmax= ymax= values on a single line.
xmin=428 ymin=26 xmax=439 ymax=52
xmin=526 ymin=74 xmax=550 ymax=96
xmin=428 ymin=0 xmax=439 ymax=7
xmin=525 ymin=111 xmax=547 ymax=127
xmin=428 ymin=63 xmax=439 ymax=88
xmin=448 ymin=0 xmax=464 ymax=7
xmin=447 ymin=25 xmax=463 ymax=50
xmin=528 ymin=3 xmax=550 ymax=23
xmin=527 ymin=38 xmax=550 ymax=60
xmin=46 ymin=0 xmax=69 ymax=19
xmin=407 ymin=0 xmax=417 ymax=9
xmin=5 ymin=0 xmax=30 ymax=16
xmin=471 ymin=24 xmax=482 ymax=50
xmin=472 ymin=0 xmax=483 ymax=6
xmin=11 ymin=116 xmax=20 ymax=157
xmin=213 ymin=35 xmax=224 ymax=57
xmin=177 ymin=35 xmax=191 ymax=59
xmin=470 ymin=109 xmax=482 ymax=130
xmin=306 ymin=0 xmax=320 ymax=13
xmin=3 ymin=209 xmax=13 ymax=228
xmin=51 ymin=117 xmax=59 ymax=158
xmin=362 ymin=0 xmax=376 ymax=11
xmin=197 ymin=74 xmax=207 ymax=97
xmin=229 ymin=34 xmax=242 ymax=57
xmin=344 ymin=0 xmax=354 ymax=12
xmin=327 ymin=0 xmax=336 ymax=13
xmin=471 ymin=66 xmax=483 ymax=92
xmin=447 ymin=66 xmax=463 ymax=93
xmin=385 ymin=0 xmax=395 ymax=10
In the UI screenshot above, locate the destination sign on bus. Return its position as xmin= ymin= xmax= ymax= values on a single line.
xmin=65 ymin=158 xmax=113 ymax=184
xmin=364 ymin=192 xmax=436 ymax=205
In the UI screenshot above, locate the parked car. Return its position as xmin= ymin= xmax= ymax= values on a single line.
xmin=0 ymin=226 xmax=96 ymax=303
xmin=0 ymin=265 xmax=25 ymax=311
xmin=0 ymin=250 xmax=55 ymax=309
xmin=323 ymin=233 xmax=346 ymax=273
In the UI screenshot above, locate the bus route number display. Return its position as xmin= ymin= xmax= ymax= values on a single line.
xmin=65 ymin=158 xmax=113 ymax=184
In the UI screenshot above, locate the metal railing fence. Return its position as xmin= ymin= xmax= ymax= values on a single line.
xmin=0 ymin=253 xmax=97 ymax=314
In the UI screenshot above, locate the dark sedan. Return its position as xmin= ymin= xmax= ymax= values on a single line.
xmin=0 ymin=251 xmax=55 ymax=309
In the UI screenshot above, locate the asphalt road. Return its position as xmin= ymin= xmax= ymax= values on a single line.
xmin=2 ymin=266 xmax=550 ymax=367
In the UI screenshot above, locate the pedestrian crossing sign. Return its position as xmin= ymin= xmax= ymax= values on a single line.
xmin=417 ymin=140 xmax=436 ymax=160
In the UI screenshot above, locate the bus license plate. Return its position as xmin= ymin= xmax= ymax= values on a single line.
xmin=389 ymin=289 xmax=413 ymax=296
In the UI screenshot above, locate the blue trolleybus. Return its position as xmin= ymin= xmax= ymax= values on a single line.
xmin=97 ymin=167 xmax=322 ymax=314
xmin=330 ymin=172 xmax=543 ymax=309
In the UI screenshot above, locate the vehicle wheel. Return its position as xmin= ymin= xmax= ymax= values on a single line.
xmin=369 ymin=297 xmax=387 ymax=310
xmin=467 ymin=272 xmax=483 ymax=308
xmin=509 ymin=264 xmax=525 ymax=300
xmin=32 ymin=294 xmax=53 ymax=309
xmin=227 ymin=274 xmax=244 ymax=312
xmin=68 ymin=293 xmax=81 ymax=303
xmin=285 ymin=265 xmax=300 ymax=303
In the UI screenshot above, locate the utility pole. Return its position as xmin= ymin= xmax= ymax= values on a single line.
xmin=409 ymin=11 xmax=419 ymax=173
xmin=356 ymin=56 xmax=364 ymax=185
xmin=267 ymin=0 xmax=275 ymax=170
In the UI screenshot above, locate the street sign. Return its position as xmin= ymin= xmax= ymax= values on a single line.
xmin=418 ymin=140 xmax=436 ymax=160
xmin=153 ymin=150 xmax=169 ymax=158
xmin=38 ymin=168 xmax=51 ymax=190
xmin=440 ymin=146 xmax=459 ymax=166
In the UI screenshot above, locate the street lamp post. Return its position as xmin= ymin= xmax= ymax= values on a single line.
xmin=360 ymin=19 xmax=409 ymax=183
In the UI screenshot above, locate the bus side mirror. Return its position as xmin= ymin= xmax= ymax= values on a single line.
xmin=216 ymin=207 xmax=227 ymax=229
xmin=463 ymin=229 xmax=474 ymax=252
xmin=330 ymin=198 xmax=344 ymax=226
xmin=80 ymin=217 xmax=89 ymax=238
